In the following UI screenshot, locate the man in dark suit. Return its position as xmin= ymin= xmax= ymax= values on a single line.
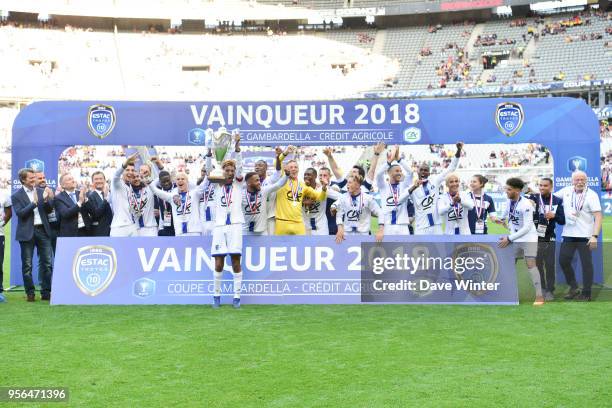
xmin=157 ymin=170 xmax=175 ymax=236
xmin=529 ymin=177 xmax=565 ymax=301
xmin=35 ymin=171 xmax=59 ymax=252
xmin=11 ymin=168 xmax=54 ymax=302
xmin=54 ymin=173 xmax=91 ymax=237
xmin=83 ymin=171 xmax=113 ymax=236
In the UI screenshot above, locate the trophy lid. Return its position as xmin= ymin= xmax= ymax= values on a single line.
xmin=216 ymin=127 xmax=232 ymax=137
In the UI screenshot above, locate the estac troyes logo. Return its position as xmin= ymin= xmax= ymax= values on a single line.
xmin=88 ymin=104 xmax=116 ymax=139
xmin=452 ymin=243 xmax=499 ymax=296
xmin=73 ymin=245 xmax=117 ymax=296
xmin=495 ymin=102 xmax=524 ymax=137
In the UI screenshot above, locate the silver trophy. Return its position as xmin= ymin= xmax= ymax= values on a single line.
xmin=207 ymin=127 xmax=237 ymax=179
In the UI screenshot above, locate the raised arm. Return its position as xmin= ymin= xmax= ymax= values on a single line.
xmin=149 ymin=179 xmax=174 ymax=203
xmin=323 ymin=147 xmax=344 ymax=180
xmin=113 ymin=152 xmax=138 ymax=190
xmin=398 ymin=158 xmax=414 ymax=189
xmin=367 ymin=142 xmax=386 ymax=183
xmin=205 ymin=150 xmax=213 ymax=174
xmin=233 ymin=133 xmax=243 ymax=179
xmin=262 ymin=174 xmax=288 ymax=197
xmin=150 ymin=156 xmax=163 ymax=179
xmin=434 ymin=142 xmax=463 ymax=184
xmin=304 ymin=185 xmax=327 ymax=202
xmin=326 ymin=188 xmax=341 ymax=201
xmin=266 ymin=152 xmax=283 ymax=184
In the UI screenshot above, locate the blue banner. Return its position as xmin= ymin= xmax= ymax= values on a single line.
xmin=11 ymin=98 xmax=602 ymax=287
xmin=51 ymin=236 xmax=518 ymax=305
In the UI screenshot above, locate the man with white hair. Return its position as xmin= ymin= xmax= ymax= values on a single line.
xmin=554 ymin=170 xmax=602 ymax=301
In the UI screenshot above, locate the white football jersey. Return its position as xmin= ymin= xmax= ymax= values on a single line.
xmin=501 ymin=196 xmax=538 ymax=242
xmin=243 ymin=175 xmax=286 ymax=233
xmin=437 ymin=191 xmax=474 ymax=235
xmin=335 ymin=192 xmax=382 ymax=234
xmin=410 ymin=157 xmax=459 ymax=231
xmin=213 ymin=181 xmax=245 ymax=227
xmin=303 ymin=187 xmax=340 ymax=235
xmin=375 ymin=160 xmax=413 ymax=226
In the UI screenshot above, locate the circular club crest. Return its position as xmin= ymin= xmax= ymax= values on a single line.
xmin=494 ymin=102 xmax=524 ymax=137
xmin=88 ymin=104 xmax=116 ymax=139
xmin=452 ymin=243 xmax=499 ymax=296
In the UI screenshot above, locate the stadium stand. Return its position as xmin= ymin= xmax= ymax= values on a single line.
xmin=0 ymin=24 xmax=395 ymax=100
xmin=0 ymin=6 xmax=608 ymax=192
xmin=0 ymin=10 xmax=609 ymax=96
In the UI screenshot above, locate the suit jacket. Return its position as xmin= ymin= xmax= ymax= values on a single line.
xmin=54 ymin=190 xmax=92 ymax=237
xmin=11 ymin=187 xmax=53 ymax=242
xmin=83 ymin=190 xmax=113 ymax=236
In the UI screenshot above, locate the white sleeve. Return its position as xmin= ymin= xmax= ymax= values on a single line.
xmin=437 ymin=195 xmax=451 ymax=216
xmin=375 ymin=163 xmax=387 ymax=192
xmin=235 ymin=151 xmax=243 ymax=179
xmin=151 ymin=162 xmax=160 ymax=179
xmin=262 ymin=174 xmax=287 ymax=197
xmin=553 ymin=186 xmax=567 ymax=199
xmin=335 ymin=198 xmax=345 ymax=226
xmin=432 ymin=157 xmax=459 ymax=187
xmin=461 ymin=192 xmax=474 ymax=210
xmin=112 ymin=166 xmax=125 ymax=191
xmin=369 ymin=197 xmax=383 ymax=223
xmin=195 ymin=178 xmax=210 ymax=197
xmin=398 ymin=159 xmax=413 ymax=189
xmin=205 ymin=155 xmax=213 ymax=173
xmin=397 ymin=187 xmax=412 ymax=205
xmin=326 ymin=188 xmax=341 ymax=201
xmin=588 ymin=191 xmax=601 ymax=212
xmin=268 ymin=170 xmax=281 ymax=185
xmin=149 ymin=179 xmax=174 ymax=203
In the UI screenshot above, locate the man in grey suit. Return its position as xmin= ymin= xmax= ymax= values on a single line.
xmin=11 ymin=168 xmax=54 ymax=302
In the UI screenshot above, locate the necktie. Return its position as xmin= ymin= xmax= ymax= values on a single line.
xmin=71 ymin=192 xmax=77 ymax=204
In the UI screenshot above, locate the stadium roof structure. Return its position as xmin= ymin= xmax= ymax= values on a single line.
xmin=2 ymin=0 xmax=560 ymax=20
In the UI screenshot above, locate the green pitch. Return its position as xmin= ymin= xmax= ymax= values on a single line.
xmin=1 ymin=292 xmax=610 ymax=407
xmin=1 ymin=219 xmax=611 ymax=407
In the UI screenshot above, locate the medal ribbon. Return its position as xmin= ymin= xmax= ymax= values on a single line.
xmin=472 ymin=192 xmax=485 ymax=220
xmin=538 ymin=193 xmax=553 ymax=215
xmin=289 ymin=179 xmax=301 ymax=204
xmin=448 ymin=193 xmax=461 ymax=219
xmin=572 ymin=188 xmax=587 ymax=212
xmin=246 ymin=190 xmax=259 ymax=213
xmin=223 ymin=183 xmax=233 ymax=211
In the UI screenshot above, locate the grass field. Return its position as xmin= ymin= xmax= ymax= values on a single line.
xmin=1 ymin=219 xmax=611 ymax=407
